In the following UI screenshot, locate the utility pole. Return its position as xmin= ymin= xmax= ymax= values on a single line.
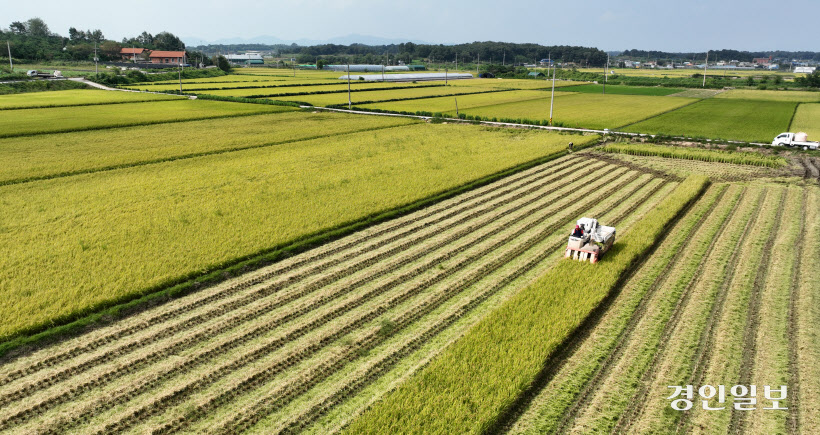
xmin=503 ymin=50 xmax=505 ymax=66
xmin=702 ymin=51 xmax=708 ymax=88
xmin=455 ymin=53 xmax=458 ymax=71
xmin=445 ymin=68 xmax=448 ymax=85
xmin=94 ymin=42 xmax=98 ymax=76
xmin=382 ymin=64 xmax=385 ymax=82
xmin=455 ymin=96 xmax=459 ymax=116
xmin=476 ymin=53 xmax=479 ymax=76
xmin=347 ymin=63 xmax=351 ymax=110
xmin=549 ymin=62 xmax=557 ymax=126
xmin=603 ymin=53 xmax=608 ymax=94
xmin=178 ymin=63 xmax=182 ymax=93
xmin=7 ymin=41 xmax=12 ymax=71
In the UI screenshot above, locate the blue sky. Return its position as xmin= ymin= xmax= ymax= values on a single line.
xmin=4 ymin=0 xmax=818 ymax=51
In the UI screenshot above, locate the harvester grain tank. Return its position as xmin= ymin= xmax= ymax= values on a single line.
xmin=565 ymin=217 xmax=615 ymax=263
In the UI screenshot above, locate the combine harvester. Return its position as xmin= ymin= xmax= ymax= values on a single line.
xmin=565 ymin=217 xmax=616 ymax=263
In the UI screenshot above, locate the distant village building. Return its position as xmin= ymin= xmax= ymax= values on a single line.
xmin=119 ymin=48 xmax=148 ymax=61
xmin=149 ymin=51 xmax=187 ymax=65
xmin=753 ymin=56 xmax=772 ymax=65
xmin=225 ymin=51 xmax=265 ymax=65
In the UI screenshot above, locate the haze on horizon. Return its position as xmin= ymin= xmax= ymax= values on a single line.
xmin=4 ymin=0 xmax=818 ymax=52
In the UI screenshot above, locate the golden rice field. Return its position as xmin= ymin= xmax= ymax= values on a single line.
xmin=714 ymin=89 xmax=820 ymax=102
xmin=0 ymin=99 xmax=292 ymax=138
xmin=0 ymin=120 xmax=595 ymax=340
xmin=790 ymin=103 xmax=820 ymax=139
xmin=461 ymin=93 xmax=696 ymax=129
xmin=271 ymin=85 xmax=499 ymax=106
xmin=0 ymin=111 xmax=417 ymax=184
xmin=0 ymin=89 xmax=180 ymax=109
xmin=358 ymin=90 xmax=572 ymax=114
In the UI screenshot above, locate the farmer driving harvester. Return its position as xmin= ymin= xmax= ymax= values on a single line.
xmin=565 ymin=218 xmax=615 ymax=264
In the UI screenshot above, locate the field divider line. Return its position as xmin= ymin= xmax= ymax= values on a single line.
xmin=786 ymin=188 xmax=808 ymax=434
xmin=729 ymin=189 xmax=788 ymax=435
xmin=187 ymin=172 xmax=650 ymax=435
xmin=288 ymin=175 xmax=669 ymax=434
xmin=0 ymin=98 xmax=187 ymax=112
xmin=95 ymin=169 xmax=642 ymax=435
xmin=27 ymin=165 xmax=627 ymax=433
xmin=0 ymin=159 xmax=598 ymax=409
xmin=612 ymin=97 xmax=704 ymax=131
xmin=612 ymin=187 xmax=767 ymax=434
xmin=0 ymin=151 xmax=576 ymax=372
xmin=548 ymin=185 xmax=732 ymax=435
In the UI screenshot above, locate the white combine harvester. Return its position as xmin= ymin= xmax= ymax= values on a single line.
xmin=565 ymin=217 xmax=616 ymax=264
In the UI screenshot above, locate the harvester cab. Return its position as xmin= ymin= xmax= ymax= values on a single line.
xmin=565 ymin=217 xmax=616 ymax=264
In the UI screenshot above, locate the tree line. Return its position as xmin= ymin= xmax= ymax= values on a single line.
xmin=621 ymin=49 xmax=820 ymax=62
xmin=1 ymin=17 xmax=189 ymax=62
xmin=193 ymin=41 xmax=609 ymax=66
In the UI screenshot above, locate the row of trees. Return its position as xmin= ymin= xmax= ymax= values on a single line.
xmin=194 ymin=41 xmax=609 ymax=66
xmin=1 ymin=17 xmax=187 ymax=62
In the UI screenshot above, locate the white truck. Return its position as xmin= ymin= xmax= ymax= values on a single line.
xmin=772 ymin=132 xmax=819 ymax=150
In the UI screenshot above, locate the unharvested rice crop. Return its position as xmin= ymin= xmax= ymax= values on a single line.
xmin=445 ymin=78 xmax=582 ymax=90
xmin=600 ymin=143 xmax=787 ymax=167
xmin=623 ymin=99 xmax=796 ymax=142
xmin=0 ymin=124 xmax=597 ymax=340
xmin=121 ymin=79 xmax=340 ymax=92
xmin=358 ymin=90 xmax=570 ymax=114
xmin=0 ymin=89 xmax=180 ymax=109
xmin=195 ymin=82 xmax=437 ymax=98
xmin=0 ymin=99 xmax=293 ymax=138
xmin=0 ymin=111 xmax=417 ymax=184
xmin=461 ymin=93 xmax=696 ymax=129
xmin=560 ymin=84 xmax=684 ymax=96
xmin=714 ymin=89 xmax=820 ymax=102
xmin=272 ymin=85 xmax=498 ymax=106
xmin=789 ymin=103 xmax=820 ymax=139
xmin=347 ymin=175 xmax=708 ymax=434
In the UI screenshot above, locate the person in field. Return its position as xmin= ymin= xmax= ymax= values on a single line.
xmin=572 ymin=225 xmax=583 ymax=238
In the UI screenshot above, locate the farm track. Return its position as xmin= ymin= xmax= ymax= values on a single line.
xmin=0 ymin=157 xmax=612 ymax=430
xmin=610 ymin=187 xmax=766 ymax=434
xmin=0 ymin=156 xmax=669 ymax=434
xmin=729 ymin=191 xmax=788 ymax=435
xmin=546 ymin=185 xmax=733 ymax=435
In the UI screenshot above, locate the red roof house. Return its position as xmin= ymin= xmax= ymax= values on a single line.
xmin=149 ymin=50 xmax=186 ymax=65
xmin=120 ymin=47 xmax=147 ymax=61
